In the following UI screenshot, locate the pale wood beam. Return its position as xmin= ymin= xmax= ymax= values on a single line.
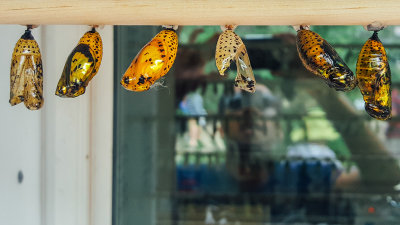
xmin=1 ymin=0 xmax=400 ymax=25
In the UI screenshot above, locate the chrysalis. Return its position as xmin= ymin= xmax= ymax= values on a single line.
xmin=120 ymin=27 xmax=178 ymax=92
xmin=215 ymin=25 xmax=256 ymax=93
xmin=10 ymin=26 xmax=43 ymax=110
xmin=55 ymin=27 xmax=103 ymax=97
xmin=296 ymin=27 xmax=356 ymax=91
xmin=357 ymin=31 xmax=391 ymax=120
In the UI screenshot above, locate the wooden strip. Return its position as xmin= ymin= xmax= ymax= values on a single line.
xmin=1 ymin=0 xmax=400 ymax=25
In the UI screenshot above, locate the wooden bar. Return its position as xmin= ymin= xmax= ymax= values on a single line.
xmin=1 ymin=0 xmax=400 ymax=25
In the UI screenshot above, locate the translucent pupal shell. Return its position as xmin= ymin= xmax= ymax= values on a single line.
xmin=55 ymin=28 xmax=103 ymax=97
xmin=215 ymin=29 xmax=256 ymax=93
xmin=120 ymin=29 xmax=178 ymax=92
xmin=10 ymin=29 xmax=43 ymax=110
xmin=356 ymin=32 xmax=391 ymax=120
xmin=296 ymin=29 xmax=357 ymax=91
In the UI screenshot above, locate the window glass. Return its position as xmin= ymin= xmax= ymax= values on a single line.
xmin=113 ymin=26 xmax=400 ymax=225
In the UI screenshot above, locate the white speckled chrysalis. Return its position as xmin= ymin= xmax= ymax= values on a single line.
xmin=10 ymin=25 xmax=43 ymax=110
xmin=215 ymin=25 xmax=256 ymax=93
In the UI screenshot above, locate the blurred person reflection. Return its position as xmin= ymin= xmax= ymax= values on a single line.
xmin=219 ymin=84 xmax=357 ymax=224
xmin=175 ymin=48 xmax=208 ymax=150
xmin=220 ymin=84 xmax=283 ymax=192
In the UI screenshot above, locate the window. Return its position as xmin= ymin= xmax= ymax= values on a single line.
xmin=113 ymin=26 xmax=400 ymax=225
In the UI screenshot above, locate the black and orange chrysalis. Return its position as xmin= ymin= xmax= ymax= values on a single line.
xmin=120 ymin=26 xmax=178 ymax=92
xmin=55 ymin=27 xmax=103 ymax=97
xmin=10 ymin=25 xmax=43 ymax=110
xmin=296 ymin=26 xmax=357 ymax=91
xmin=356 ymin=31 xmax=391 ymax=120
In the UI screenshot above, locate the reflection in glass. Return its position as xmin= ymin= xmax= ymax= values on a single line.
xmin=113 ymin=26 xmax=400 ymax=225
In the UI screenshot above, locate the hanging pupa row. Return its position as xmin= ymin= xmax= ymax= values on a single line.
xmin=295 ymin=25 xmax=391 ymax=120
xmin=120 ymin=25 xmax=257 ymax=93
xmin=120 ymin=24 xmax=392 ymax=121
xmin=9 ymin=25 xmax=393 ymax=121
xmin=10 ymin=25 xmax=103 ymax=110
xmin=8 ymin=25 xmax=263 ymax=111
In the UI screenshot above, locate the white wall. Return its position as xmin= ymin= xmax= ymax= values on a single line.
xmin=0 ymin=25 xmax=113 ymax=225
xmin=0 ymin=25 xmax=42 ymax=225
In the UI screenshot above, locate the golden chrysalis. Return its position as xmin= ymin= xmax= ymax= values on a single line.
xmin=357 ymin=31 xmax=391 ymax=120
xmin=55 ymin=28 xmax=103 ymax=97
xmin=296 ymin=27 xmax=356 ymax=91
xmin=120 ymin=28 xmax=178 ymax=92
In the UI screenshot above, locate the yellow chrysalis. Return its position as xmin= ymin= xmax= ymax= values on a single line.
xmin=55 ymin=28 xmax=103 ymax=97
xmin=357 ymin=31 xmax=391 ymax=120
xmin=120 ymin=29 xmax=178 ymax=92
